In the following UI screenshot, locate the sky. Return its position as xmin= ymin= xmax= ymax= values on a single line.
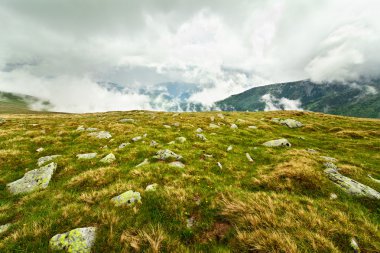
xmin=0 ymin=0 xmax=379 ymax=112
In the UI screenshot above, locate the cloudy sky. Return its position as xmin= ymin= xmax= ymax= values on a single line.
xmin=0 ymin=0 xmax=379 ymax=112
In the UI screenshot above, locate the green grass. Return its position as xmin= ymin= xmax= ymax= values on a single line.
xmin=0 ymin=110 xmax=379 ymax=252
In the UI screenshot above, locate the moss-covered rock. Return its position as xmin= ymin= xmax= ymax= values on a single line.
xmin=262 ymin=138 xmax=291 ymax=147
xmin=111 ymin=190 xmax=141 ymax=207
xmin=153 ymin=149 xmax=182 ymax=161
xmin=49 ymin=227 xmax=96 ymax=253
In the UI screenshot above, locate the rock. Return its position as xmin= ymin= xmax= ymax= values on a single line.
xmin=100 ymin=153 xmax=116 ymax=163
xmin=111 ymin=190 xmax=141 ymax=206
xmin=271 ymin=118 xmax=281 ymax=123
xmin=368 ymin=174 xmax=380 ymax=184
xmin=350 ymin=238 xmax=360 ymax=253
xmin=176 ymin=137 xmax=186 ymax=143
xmin=280 ymin=119 xmax=303 ymax=128
xmin=118 ymin=142 xmax=130 ymax=149
xmin=36 ymin=147 xmax=44 ymax=153
xmin=324 ymin=162 xmax=338 ymax=170
xmin=168 ymin=141 xmax=175 ymax=145
xmin=246 ymin=153 xmax=254 ymax=162
xmin=102 ymin=145 xmax=108 ymax=150
xmin=143 ymin=133 xmax=148 ymax=138
xmin=163 ymin=124 xmax=171 ymax=128
xmin=203 ymin=154 xmax=213 ymax=159
xmin=49 ymin=227 xmax=97 ymax=253
xmin=196 ymin=133 xmax=207 ymax=141
xmin=306 ymin=148 xmax=318 ymax=154
xmin=132 ymin=136 xmax=142 ymax=142
xmin=77 ymin=153 xmax=97 ymax=159
xmin=236 ymin=119 xmax=246 ymax=123
xmin=150 ymin=140 xmax=158 ymax=147
xmin=217 ymin=162 xmax=223 ymax=169
xmin=76 ymin=125 xmax=85 ymax=131
xmin=173 ymin=122 xmax=180 ymax=127
xmin=86 ymin=127 xmax=98 ymax=132
xmin=210 ymin=116 xmax=215 ymax=122
xmin=329 ymin=193 xmax=338 ymax=200
xmin=7 ymin=162 xmax=57 ymax=195
xmin=230 ymin=124 xmax=238 ymax=129
xmin=196 ymin=128 xmax=203 ymax=133
xmin=320 ymin=156 xmax=337 ymax=162
xmin=38 ymin=155 xmax=61 ymax=167
xmin=169 ymin=161 xmax=185 ymax=168
xmin=136 ymin=158 xmax=149 ymax=167
xmin=217 ymin=113 xmax=224 ymax=119
xmin=262 ymin=138 xmax=291 ymax=147
xmin=247 ymin=125 xmax=257 ymax=129
xmin=209 ymin=123 xmax=220 ymax=128
xmin=88 ymin=131 xmax=112 ymax=139
xmin=153 ymin=149 xmax=182 ymax=161
xmin=227 ymin=145 xmax=233 ymax=152
xmin=0 ymin=223 xmax=11 ymax=234
xmin=119 ymin=118 xmax=134 ymax=123
xmin=145 ymin=183 xmax=158 ymax=192
xmin=324 ymin=168 xmax=380 ymax=199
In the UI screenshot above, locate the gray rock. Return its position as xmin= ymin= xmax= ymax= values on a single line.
xmin=230 ymin=124 xmax=238 ymax=129
xmin=86 ymin=127 xmax=98 ymax=132
xmin=118 ymin=142 xmax=130 ymax=149
xmin=280 ymin=119 xmax=303 ymax=128
xmin=111 ymin=190 xmax=141 ymax=206
xmin=49 ymin=227 xmax=97 ymax=253
xmin=88 ymin=131 xmax=112 ymax=139
xmin=37 ymin=155 xmax=61 ymax=167
xmin=306 ymin=148 xmax=318 ymax=154
xmin=163 ymin=124 xmax=171 ymax=129
xmin=150 ymin=140 xmax=158 ymax=147
xmin=203 ymin=154 xmax=213 ymax=159
xmin=173 ymin=122 xmax=180 ymax=127
xmin=324 ymin=168 xmax=380 ymax=199
xmin=7 ymin=162 xmax=57 ymax=195
xmin=324 ymin=162 xmax=338 ymax=170
xmin=76 ymin=125 xmax=85 ymax=131
xmin=217 ymin=162 xmax=223 ymax=169
xmin=176 ymin=137 xmax=187 ymax=143
xmin=262 ymin=138 xmax=291 ymax=147
xmin=209 ymin=123 xmax=220 ymax=129
xmin=145 ymin=183 xmax=158 ymax=192
xmin=153 ymin=149 xmax=182 ymax=160
xmin=196 ymin=133 xmax=207 ymax=141
xmin=227 ymin=145 xmax=233 ymax=152
xmin=247 ymin=125 xmax=257 ymax=129
xmin=217 ymin=113 xmax=224 ymax=119
xmin=350 ymin=238 xmax=360 ymax=253
xmin=119 ymin=118 xmax=134 ymax=123
xmin=136 ymin=158 xmax=149 ymax=167
xmin=329 ymin=193 xmax=338 ymax=200
xmin=132 ymin=136 xmax=142 ymax=142
xmin=100 ymin=153 xmax=116 ymax=163
xmin=36 ymin=147 xmax=44 ymax=153
xmin=246 ymin=153 xmax=254 ymax=162
xmin=169 ymin=161 xmax=185 ymax=168
xmin=196 ymin=128 xmax=203 ymax=133
xmin=77 ymin=153 xmax=97 ymax=160
xmin=0 ymin=223 xmax=11 ymax=234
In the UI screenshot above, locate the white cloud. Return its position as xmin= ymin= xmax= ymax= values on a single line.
xmin=261 ymin=94 xmax=303 ymax=111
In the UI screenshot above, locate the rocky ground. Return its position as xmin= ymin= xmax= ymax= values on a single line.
xmin=0 ymin=110 xmax=379 ymax=252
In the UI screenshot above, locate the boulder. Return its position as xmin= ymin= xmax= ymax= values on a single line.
xmin=88 ymin=131 xmax=112 ymax=139
xmin=262 ymin=138 xmax=291 ymax=147
xmin=7 ymin=162 xmax=57 ymax=195
xmin=280 ymin=119 xmax=303 ymax=128
xmin=324 ymin=168 xmax=380 ymax=199
xmin=169 ymin=161 xmax=185 ymax=168
xmin=100 ymin=153 xmax=116 ymax=163
xmin=153 ymin=149 xmax=182 ymax=161
xmin=0 ymin=223 xmax=11 ymax=234
xmin=38 ymin=155 xmax=61 ymax=167
xmin=145 ymin=183 xmax=158 ymax=192
xmin=49 ymin=227 xmax=97 ymax=253
xmin=77 ymin=153 xmax=97 ymax=160
xmin=111 ymin=190 xmax=141 ymax=206
xmin=196 ymin=134 xmax=207 ymax=141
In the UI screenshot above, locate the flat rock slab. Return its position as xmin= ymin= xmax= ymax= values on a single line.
xmin=49 ymin=227 xmax=97 ymax=253
xmin=111 ymin=190 xmax=141 ymax=206
xmin=77 ymin=153 xmax=97 ymax=159
xmin=7 ymin=162 xmax=57 ymax=195
xmin=324 ymin=168 xmax=380 ymax=199
xmin=153 ymin=149 xmax=182 ymax=161
xmin=38 ymin=155 xmax=61 ymax=167
xmin=88 ymin=131 xmax=112 ymax=139
xmin=263 ymin=138 xmax=291 ymax=147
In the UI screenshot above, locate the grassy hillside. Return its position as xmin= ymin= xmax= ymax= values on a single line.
xmin=216 ymin=80 xmax=380 ymax=118
xmin=0 ymin=91 xmax=51 ymax=114
xmin=0 ymin=111 xmax=379 ymax=252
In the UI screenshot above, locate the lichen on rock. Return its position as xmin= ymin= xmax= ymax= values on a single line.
xmin=262 ymin=138 xmax=291 ymax=147
xmin=49 ymin=227 xmax=97 ymax=253
xmin=153 ymin=149 xmax=182 ymax=161
xmin=111 ymin=190 xmax=141 ymax=206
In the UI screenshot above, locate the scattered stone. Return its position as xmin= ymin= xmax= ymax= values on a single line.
xmin=88 ymin=131 xmax=112 ymax=139
xmin=209 ymin=123 xmax=220 ymax=128
xmin=230 ymin=124 xmax=238 ymax=129
xmin=196 ymin=133 xmax=207 ymax=141
xmin=77 ymin=153 xmax=97 ymax=160
xmin=196 ymin=128 xmax=203 ymax=133
xmin=329 ymin=193 xmax=338 ymax=200
xmin=217 ymin=113 xmax=224 ymax=119
xmin=306 ymin=148 xmax=318 ymax=154
xmin=210 ymin=116 xmax=215 ymax=122
xmin=76 ymin=125 xmax=85 ymax=131
xmin=173 ymin=122 xmax=180 ymax=127
xmin=163 ymin=124 xmax=171 ymax=128
xmin=49 ymin=227 xmax=97 ymax=253
xmin=247 ymin=125 xmax=257 ymax=129
xmin=0 ymin=223 xmax=11 ymax=234
xmin=150 ymin=140 xmax=158 ymax=147
xmin=38 ymin=155 xmax=61 ymax=167
xmin=168 ymin=141 xmax=176 ymax=145
xmin=227 ymin=145 xmax=233 ymax=152
xmin=176 ymin=137 xmax=187 ymax=143
xmin=246 ymin=153 xmax=254 ymax=162
xmin=136 ymin=158 xmax=149 ymax=167
xmin=145 ymin=183 xmax=158 ymax=192
xmin=262 ymin=138 xmax=291 ymax=147
xmin=203 ymin=154 xmax=213 ymax=159
xmin=350 ymin=238 xmax=360 ymax=253
xmin=36 ymin=147 xmax=44 ymax=153
xmin=119 ymin=118 xmax=134 ymax=123
xmin=320 ymin=156 xmax=337 ymax=162
xmin=368 ymin=174 xmax=380 ymax=184
xmin=324 ymin=168 xmax=380 ymax=199
xmin=169 ymin=161 xmax=185 ymax=168
xmin=118 ymin=143 xmax=130 ymax=149
xmin=280 ymin=119 xmax=303 ymax=128
xmin=217 ymin=162 xmax=223 ymax=169
xmin=86 ymin=127 xmax=98 ymax=132
xmin=100 ymin=153 xmax=116 ymax=163
xmin=132 ymin=136 xmax=142 ymax=142
xmin=324 ymin=162 xmax=338 ymax=170
xmin=111 ymin=190 xmax=141 ymax=206
xmin=7 ymin=162 xmax=57 ymax=195
xmin=153 ymin=149 xmax=182 ymax=161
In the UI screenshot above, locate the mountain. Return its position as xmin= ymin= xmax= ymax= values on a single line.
xmin=216 ymin=79 xmax=380 ymax=118
xmin=0 ymin=91 xmax=52 ymax=114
